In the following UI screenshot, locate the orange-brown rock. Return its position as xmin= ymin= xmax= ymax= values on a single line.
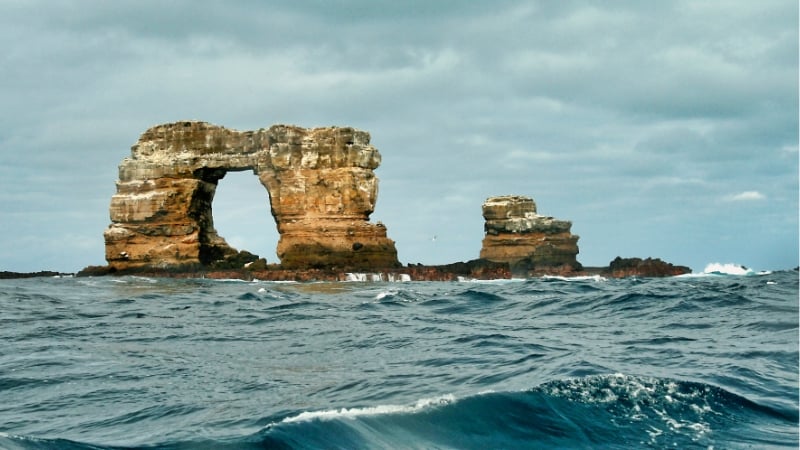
xmin=479 ymin=195 xmax=581 ymax=272
xmin=104 ymin=121 xmax=399 ymax=271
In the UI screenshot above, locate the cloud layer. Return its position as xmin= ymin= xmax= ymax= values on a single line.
xmin=1 ymin=1 xmax=797 ymax=272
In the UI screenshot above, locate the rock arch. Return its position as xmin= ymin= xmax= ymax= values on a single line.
xmin=104 ymin=121 xmax=399 ymax=271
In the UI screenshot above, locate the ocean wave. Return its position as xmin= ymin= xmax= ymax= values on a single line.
xmin=1 ymin=275 xmax=795 ymax=450
xmin=0 ymin=432 xmax=139 ymax=450
xmin=1 ymin=374 xmax=795 ymax=449
xmin=541 ymin=274 xmax=608 ymax=282
xmin=700 ymin=262 xmax=771 ymax=276
xmin=252 ymin=374 xmax=796 ymax=450
xmin=280 ymin=394 xmax=457 ymax=423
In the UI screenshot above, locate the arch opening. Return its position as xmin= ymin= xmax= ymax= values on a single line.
xmin=211 ymin=170 xmax=279 ymax=264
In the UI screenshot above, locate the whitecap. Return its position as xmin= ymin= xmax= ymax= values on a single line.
xmin=541 ymin=274 xmax=607 ymax=282
xmin=458 ymin=277 xmax=528 ymax=283
xmin=701 ymin=263 xmax=755 ymax=276
xmin=375 ymin=290 xmax=395 ymax=300
xmin=280 ymin=394 xmax=456 ymax=423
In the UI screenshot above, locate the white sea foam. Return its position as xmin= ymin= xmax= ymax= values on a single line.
xmin=345 ymin=273 xmax=368 ymax=282
xmin=675 ymin=262 xmax=772 ymax=278
xmin=346 ymin=273 xmax=412 ymax=282
xmin=457 ymin=277 xmax=528 ymax=283
xmin=541 ymin=274 xmax=607 ymax=282
xmin=703 ymin=263 xmax=772 ymax=275
xmin=545 ymin=373 xmax=715 ymax=444
xmin=280 ymin=394 xmax=456 ymax=423
xmin=375 ymin=290 xmax=395 ymax=300
xmin=702 ymin=263 xmax=755 ymax=276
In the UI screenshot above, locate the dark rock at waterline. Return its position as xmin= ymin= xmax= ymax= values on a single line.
xmin=0 ymin=271 xmax=72 ymax=279
xmin=76 ymin=255 xmax=691 ymax=281
xmin=604 ymin=257 xmax=691 ymax=278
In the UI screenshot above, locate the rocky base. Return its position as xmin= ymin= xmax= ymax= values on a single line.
xmin=0 ymin=271 xmax=74 ymax=279
xmin=77 ymin=256 xmax=690 ymax=281
xmin=77 ymin=259 xmax=508 ymax=282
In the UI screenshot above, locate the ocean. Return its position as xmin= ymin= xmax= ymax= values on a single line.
xmin=0 ymin=266 xmax=797 ymax=449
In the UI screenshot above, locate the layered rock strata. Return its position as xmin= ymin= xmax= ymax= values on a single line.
xmin=104 ymin=121 xmax=399 ymax=271
xmin=479 ymin=195 xmax=581 ymax=271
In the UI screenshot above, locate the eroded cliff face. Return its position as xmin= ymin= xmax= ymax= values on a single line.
xmin=479 ymin=195 xmax=580 ymax=271
xmin=105 ymin=121 xmax=399 ymax=271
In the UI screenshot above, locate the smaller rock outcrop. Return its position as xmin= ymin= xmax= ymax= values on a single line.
xmin=0 ymin=271 xmax=68 ymax=279
xmin=479 ymin=195 xmax=581 ymax=273
xmin=604 ymin=257 xmax=691 ymax=278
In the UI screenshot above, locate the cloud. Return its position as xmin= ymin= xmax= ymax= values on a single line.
xmin=0 ymin=0 xmax=796 ymax=272
xmin=726 ymin=191 xmax=767 ymax=202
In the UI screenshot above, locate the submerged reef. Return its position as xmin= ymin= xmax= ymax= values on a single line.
xmin=81 ymin=121 xmax=690 ymax=280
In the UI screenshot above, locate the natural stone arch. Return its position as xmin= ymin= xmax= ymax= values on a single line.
xmin=104 ymin=121 xmax=399 ymax=271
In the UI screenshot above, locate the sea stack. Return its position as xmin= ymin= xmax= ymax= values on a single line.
xmin=479 ymin=195 xmax=581 ymax=272
xmin=104 ymin=121 xmax=399 ymax=272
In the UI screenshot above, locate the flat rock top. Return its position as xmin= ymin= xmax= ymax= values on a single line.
xmin=131 ymin=121 xmax=373 ymax=161
xmin=482 ymin=195 xmax=537 ymax=220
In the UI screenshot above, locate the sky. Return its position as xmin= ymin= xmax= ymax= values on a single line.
xmin=0 ymin=1 xmax=797 ymax=273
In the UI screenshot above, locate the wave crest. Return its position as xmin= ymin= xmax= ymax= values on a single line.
xmin=702 ymin=262 xmax=757 ymax=275
xmin=256 ymin=374 xmax=794 ymax=449
xmin=280 ymin=394 xmax=456 ymax=423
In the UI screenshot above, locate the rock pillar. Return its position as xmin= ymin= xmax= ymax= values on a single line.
xmin=479 ymin=195 xmax=581 ymax=270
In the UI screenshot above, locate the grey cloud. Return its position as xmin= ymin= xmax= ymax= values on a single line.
xmin=0 ymin=0 xmax=796 ymax=272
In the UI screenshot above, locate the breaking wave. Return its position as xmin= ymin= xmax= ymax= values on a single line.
xmin=2 ymin=375 xmax=794 ymax=449
xmin=701 ymin=262 xmax=773 ymax=276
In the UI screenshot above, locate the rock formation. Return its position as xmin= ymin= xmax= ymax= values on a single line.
xmin=479 ymin=195 xmax=581 ymax=271
xmin=104 ymin=121 xmax=399 ymax=271
xmin=604 ymin=257 xmax=691 ymax=278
